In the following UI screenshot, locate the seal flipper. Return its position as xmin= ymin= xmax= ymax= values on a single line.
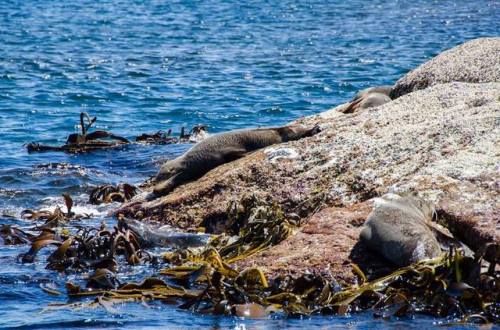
xmin=153 ymin=171 xmax=194 ymax=196
xmin=341 ymin=97 xmax=363 ymax=114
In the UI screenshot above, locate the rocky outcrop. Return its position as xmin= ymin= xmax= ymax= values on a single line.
xmin=391 ymin=37 xmax=500 ymax=98
xmin=119 ymin=39 xmax=500 ymax=284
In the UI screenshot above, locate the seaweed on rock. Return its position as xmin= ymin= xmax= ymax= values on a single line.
xmin=40 ymin=197 xmax=499 ymax=324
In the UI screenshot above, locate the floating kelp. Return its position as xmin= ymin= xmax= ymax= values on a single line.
xmin=135 ymin=125 xmax=209 ymax=145
xmin=19 ymin=228 xmax=62 ymax=263
xmin=26 ymin=113 xmax=209 ymax=153
xmin=26 ymin=112 xmax=129 ymax=153
xmin=19 ymin=221 xmax=155 ymax=269
xmin=0 ymin=224 xmax=34 ymax=245
xmin=21 ymin=194 xmax=91 ymax=228
xmin=43 ymin=277 xmax=200 ymax=314
xmin=89 ymin=183 xmax=139 ymax=205
xmin=135 ymin=130 xmax=177 ymax=144
xmin=61 ymin=246 xmax=498 ymax=324
xmin=34 ymin=195 xmax=498 ymax=324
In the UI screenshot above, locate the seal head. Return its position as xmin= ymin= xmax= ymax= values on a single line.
xmin=340 ymin=85 xmax=393 ymax=114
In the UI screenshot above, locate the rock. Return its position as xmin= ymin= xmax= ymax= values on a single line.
xmin=118 ymin=81 xmax=499 ymax=283
xmin=391 ymin=38 xmax=500 ymax=98
xmin=234 ymin=202 xmax=392 ymax=283
xmin=264 ymin=147 xmax=299 ymax=163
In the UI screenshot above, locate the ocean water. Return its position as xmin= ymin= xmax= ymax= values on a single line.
xmin=0 ymin=0 xmax=498 ymax=328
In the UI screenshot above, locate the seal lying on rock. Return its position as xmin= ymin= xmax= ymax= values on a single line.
xmin=340 ymin=85 xmax=393 ymax=114
xmin=360 ymin=193 xmax=442 ymax=267
xmin=153 ymin=125 xmax=321 ymax=196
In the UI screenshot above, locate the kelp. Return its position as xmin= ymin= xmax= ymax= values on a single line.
xmin=148 ymin=195 xmax=294 ymax=268
xmin=19 ymin=221 xmax=154 ymax=268
xmin=43 ymin=277 xmax=200 ymax=315
xmin=214 ymin=196 xmax=297 ymax=263
xmin=135 ymin=125 xmax=208 ymax=145
xmin=19 ymin=228 xmax=62 ymax=263
xmin=70 ymin=247 xmax=497 ymax=323
xmin=26 ymin=112 xmax=130 ymax=153
xmin=25 ymin=112 xmax=209 ymax=154
xmin=0 ymin=224 xmax=34 ymax=245
xmin=21 ymin=194 xmax=91 ymax=228
xmin=89 ymin=183 xmax=139 ymax=205
xmin=35 ymin=195 xmax=498 ymax=324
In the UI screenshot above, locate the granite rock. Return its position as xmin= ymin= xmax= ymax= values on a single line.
xmin=391 ymin=37 xmax=500 ymax=98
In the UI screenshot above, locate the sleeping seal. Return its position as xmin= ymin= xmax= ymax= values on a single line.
xmin=153 ymin=124 xmax=320 ymax=196
xmin=360 ymin=193 xmax=441 ymax=267
xmin=340 ymin=85 xmax=393 ymax=114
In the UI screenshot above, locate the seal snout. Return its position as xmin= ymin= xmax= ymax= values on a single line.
xmin=152 ymin=181 xmax=169 ymax=197
xmin=309 ymin=124 xmax=321 ymax=136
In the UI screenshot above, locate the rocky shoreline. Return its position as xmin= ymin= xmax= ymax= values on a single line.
xmin=118 ymin=37 xmax=499 ymax=284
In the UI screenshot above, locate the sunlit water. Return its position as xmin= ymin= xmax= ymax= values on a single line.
xmin=0 ymin=0 xmax=498 ymax=328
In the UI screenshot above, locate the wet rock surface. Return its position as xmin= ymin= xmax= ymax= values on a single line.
xmin=118 ymin=39 xmax=499 ymax=284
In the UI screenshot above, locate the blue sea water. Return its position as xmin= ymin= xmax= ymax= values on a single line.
xmin=0 ymin=0 xmax=498 ymax=328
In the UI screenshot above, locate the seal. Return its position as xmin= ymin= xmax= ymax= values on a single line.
xmin=340 ymin=85 xmax=393 ymax=114
xmin=360 ymin=193 xmax=441 ymax=267
xmin=153 ymin=124 xmax=320 ymax=196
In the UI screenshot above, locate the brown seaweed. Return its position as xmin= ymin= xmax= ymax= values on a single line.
xmin=19 ymin=220 xmax=152 ymax=269
xmin=89 ymin=183 xmax=139 ymax=205
xmin=21 ymin=194 xmax=91 ymax=228
xmin=31 ymin=195 xmax=498 ymax=324
xmin=0 ymin=224 xmax=34 ymax=245
xmin=26 ymin=112 xmax=129 ymax=153
xmin=135 ymin=125 xmax=208 ymax=145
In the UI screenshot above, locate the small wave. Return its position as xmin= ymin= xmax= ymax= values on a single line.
xmin=39 ymin=194 xmax=107 ymax=217
xmin=259 ymin=106 xmax=284 ymax=114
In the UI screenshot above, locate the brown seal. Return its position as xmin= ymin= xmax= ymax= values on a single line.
xmin=153 ymin=124 xmax=320 ymax=196
xmin=360 ymin=193 xmax=442 ymax=266
xmin=340 ymin=85 xmax=393 ymax=114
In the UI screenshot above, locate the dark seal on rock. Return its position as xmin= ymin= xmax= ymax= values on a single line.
xmin=340 ymin=85 xmax=393 ymax=114
xmin=153 ymin=125 xmax=321 ymax=196
xmin=360 ymin=193 xmax=441 ymax=267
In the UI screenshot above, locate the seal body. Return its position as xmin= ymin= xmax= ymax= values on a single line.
xmin=153 ymin=125 xmax=320 ymax=196
xmin=360 ymin=193 xmax=441 ymax=266
xmin=341 ymin=85 xmax=393 ymax=113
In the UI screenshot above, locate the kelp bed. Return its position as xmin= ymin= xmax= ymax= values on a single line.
xmin=25 ymin=112 xmax=209 ymax=153
xmin=6 ymin=195 xmax=499 ymax=325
